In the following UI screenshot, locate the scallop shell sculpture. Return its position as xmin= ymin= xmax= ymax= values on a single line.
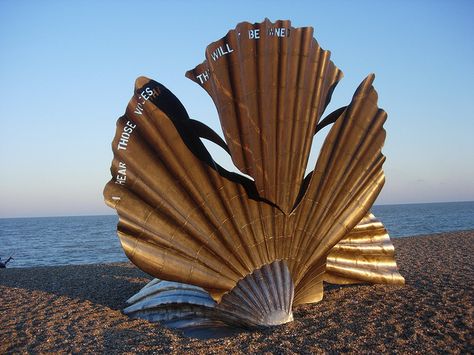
xmin=104 ymin=19 xmax=404 ymax=332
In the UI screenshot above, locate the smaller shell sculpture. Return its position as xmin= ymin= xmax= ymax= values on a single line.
xmin=104 ymin=19 xmax=404 ymax=333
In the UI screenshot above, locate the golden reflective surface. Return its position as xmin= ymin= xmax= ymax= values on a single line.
xmin=105 ymin=19 xmax=404 ymax=326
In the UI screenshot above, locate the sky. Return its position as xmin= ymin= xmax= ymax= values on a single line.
xmin=0 ymin=0 xmax=473 ymax=218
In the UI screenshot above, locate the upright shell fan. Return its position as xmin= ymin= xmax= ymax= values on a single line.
xmin=104 ymin=19 xmax=404 ymax=332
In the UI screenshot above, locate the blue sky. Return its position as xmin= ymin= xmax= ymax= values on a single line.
xmin=0 ymin=0 xmax=473 ymax=218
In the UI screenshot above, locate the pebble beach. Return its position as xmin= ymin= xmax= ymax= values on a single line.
xmin=1 ymin=230 xmax=473 ymax=353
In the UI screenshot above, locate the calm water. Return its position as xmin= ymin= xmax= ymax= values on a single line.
xmin=372 ymin=201 xmax=473 ymax=237
xmin=0 ymin=215 xmax=126 ymax=268
xmin=1 ymin=201 xmax=473 ymax=268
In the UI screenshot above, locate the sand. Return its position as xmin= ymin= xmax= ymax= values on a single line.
xmin=1 ymin=230 xmax=473 ymax=354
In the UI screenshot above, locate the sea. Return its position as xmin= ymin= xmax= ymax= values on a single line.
xmin=1 ymin=201 xmax=473 ymax=268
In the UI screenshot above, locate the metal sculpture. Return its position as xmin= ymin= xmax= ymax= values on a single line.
xmin=104 ymin=19 xmax=404 ymax=331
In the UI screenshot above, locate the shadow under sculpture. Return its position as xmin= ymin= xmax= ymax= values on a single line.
xmin=104 ymin=19 xmax=404 ymax=332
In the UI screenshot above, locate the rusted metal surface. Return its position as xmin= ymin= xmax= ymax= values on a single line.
xmin=104 ymin=19 xmax=404 ymax=329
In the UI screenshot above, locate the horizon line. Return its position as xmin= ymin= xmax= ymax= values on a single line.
xmin=1 ymin=199 xmax=473 ymax=220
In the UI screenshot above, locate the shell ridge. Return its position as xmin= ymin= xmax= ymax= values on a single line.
xmin=277 ymin=28 xmax=297 ymax=212
xmin=219 ymin=276 xmax=265 ymax=320
xmin=115 ymin=85 xmax=286 ymax=290
xmin=291 ymin=38 xmax=317 ymax=203
xmin=117 ymin=212 xmax=199 ymax=260
xmin=290 ymin=27 xmax=318 ymax=211
xmin=213 ymin=183 xmax=256 ymax=274
xmin=326 ymin=135 xmax=386 ymax=221
xmin=302 ymin=105 xmax=381 ymax=233
xmin=257 ymin=203 xmax=274 ymax=264
xmin=229 ymin=32 xmax=255 ymax=178
xmin=198 ymin=176 xmax=250 ymax=273
xmin=119 ymin=232 xmax=237 ymax=291
xmin=281 ymin=215 xmax=295 ymax=274
xmin=325 ymin=213 xmax=405 ymax=285
xmin=114 ymin=156 xmax=216 ymax=253
xmin=256 ymin=23 xmax=269 ymax=205
xmin=262 ymin=21 xmax=279 ymax=213
xmin=210 ymin=35 xmax=254 ymax=179
xmin=136 ymin=100 xmax=222 ymax=209
xmin=320 ymin=153 xmax=384 ymax=230
xmin=247 ymin=268 xmax=271 ymax=316
xmin=275 ymin=24 xmax=286 ymax=214
xmin=293 ymin=263 xmax=324 ymax=305
xmin=287 ymin=50 xmax=343 ymax=215
xmin=235 ymin=277 xmax=268 ymax=316
xmin=273 ymin=259 xmax=284 ymax=310
xmin=223 ymin=286 xmax=265 ymax=318
xmin=138 ymin=82 xmax=292 ymax=280
xmin=216 ymin=260 xmax=294 ymax=326
xmin=289 ymin=77 xmax=385 ymax=283
xmin=285 ymin=28 xmax=305 ymax=212
xmin=273 ymin=26 xmax=282 ymax=218
xmin=236 ymin=188 xmax=266 ymax=269
xmin=188 ymin=19 xmax=343 ymax=212
xmin=125 ymin=106 xmax=252 ymax=279
xmin=267 ymin=260 xmax=282 ymax=311
xmin=258 ymin=266 xmax=276 ymax=315
xmin=301 ymin=169 xmax=385 ymax=275
xmin=295 ymin=78 xmax=368 ymax=225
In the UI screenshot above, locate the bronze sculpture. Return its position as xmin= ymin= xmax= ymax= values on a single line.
xmin=104 ymin=19 xmax=404 ymax=331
